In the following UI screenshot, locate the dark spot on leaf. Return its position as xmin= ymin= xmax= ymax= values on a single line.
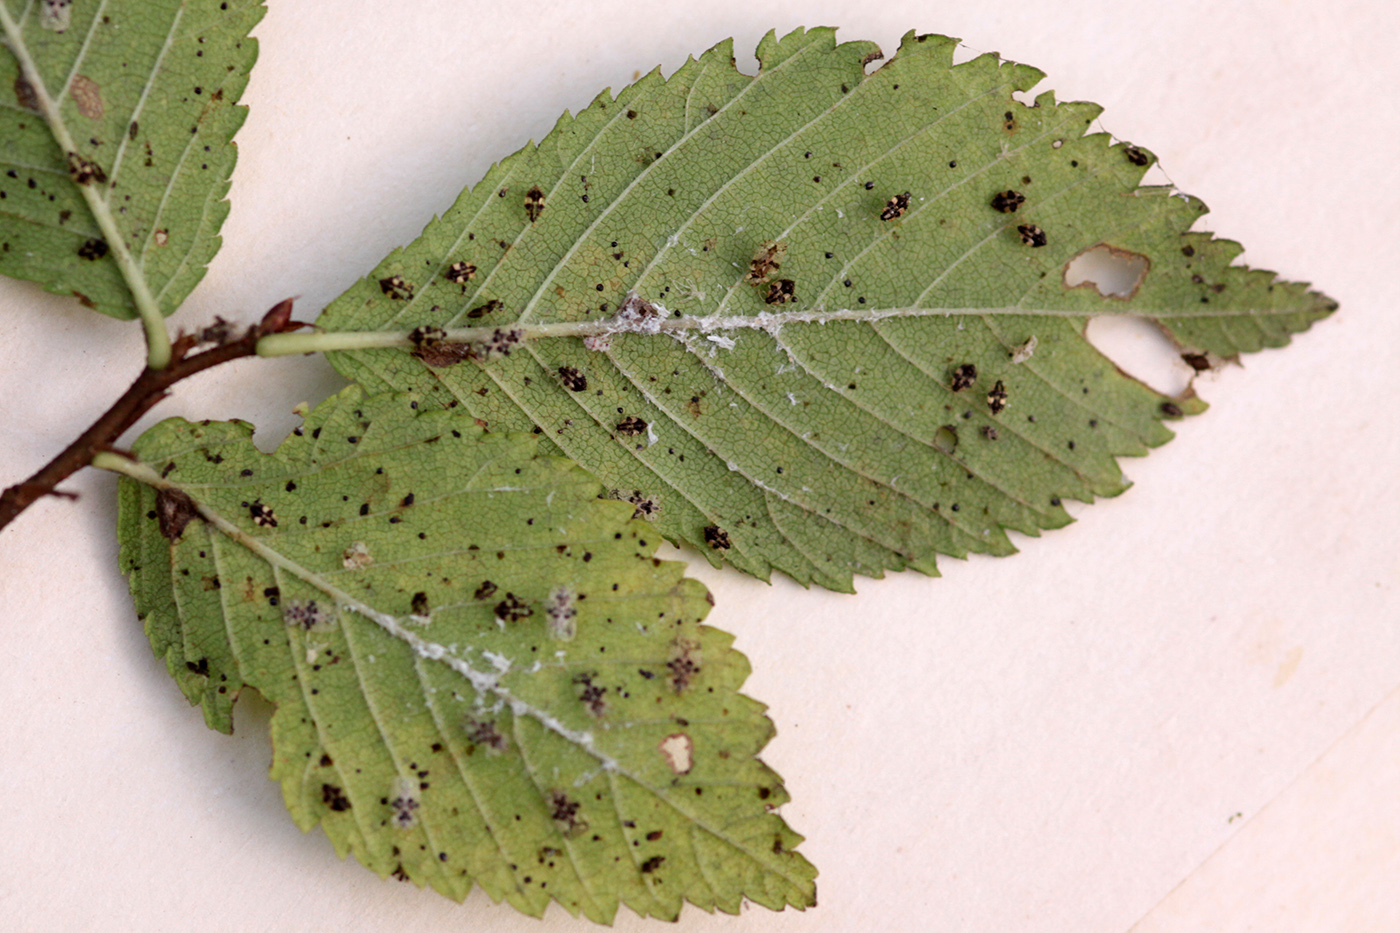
xmin=764 ymin=278 xmax=796 ymax=304
xmin=65 ymin=151 xmax=106 ymax=185
xmin=881 ymin=191 xmax=911 ymax=221
xmin=524 ymin=185 xmax=546 ymax=222
xmin=1123 ymin=145 xmax=1150 ymax=166
xmin=744 ymin=239 xmax=786 ymax=285
xmin=990 ymin=190 xmax=1025 ymax=213
xmin=1017 ymin=224 xmax=1047 ymax=247
xmin=1160 ymin=401 xmax=1184 ymax=418
xmin=616 ymin=416 xmax=648 ymax=436
xmin=466 ymin=298 xmax=503 ymax=319
xmin=558 ymin=366 xmax=587 ymax=391
xmin=987 ymin=380 xmax=1009 ymax=415
xmin=77 ymin=238 xmax=108 ymax=260
xmin=411 ymin=592 xmax=430 ymax=616
xmin=321 ymin=784 xmax=351 ymax=812
xmin=950 ymin=363 xmax=977 ymax=391
xmin=379 ymin=275 xmax=414 ymax=300
xmin=248 ymin=500 xmax=277 ymax=528
xmin=703 ymin=525 xmax=731 ymax=550
xmin=495 ymin=593 xmax=532 ymax=622
xmin=640 ymin=856 xmax=665 ymax=873
xmin=444 ymin=261 xmax=476 ymax=286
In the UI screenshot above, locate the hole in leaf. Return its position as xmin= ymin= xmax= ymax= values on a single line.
xmin=1064 ymin=245 xmax=1149 ymax=298
xmin=1085 ymin=317 xmax=1193 ymax=396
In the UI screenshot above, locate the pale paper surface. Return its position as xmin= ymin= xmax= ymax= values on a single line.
xmin=1 ymin=2 xmax=1396 ymax=931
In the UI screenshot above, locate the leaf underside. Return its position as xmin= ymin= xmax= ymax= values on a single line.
xmin=0 ymin=0 xmax=262 ymax=319
xmin=319 ymin=28 xmax=1335 ymax=591
xmin=116 ymin=387 xmax=814 ymax=923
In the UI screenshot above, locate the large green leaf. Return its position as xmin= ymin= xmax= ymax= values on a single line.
xmin=0 ymin=0 xmax=262 ymax=320
xmin=315 ymin=29 xmax=1334 ymax=591
xmin=115 ymin=387 xmax=813 ymax=922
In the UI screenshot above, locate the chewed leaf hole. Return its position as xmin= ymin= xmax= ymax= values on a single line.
xmin=1085 ymin=316 xmax=1193 ymax=397
xmin=1064 ymin=244 xmax=1149 ymax=299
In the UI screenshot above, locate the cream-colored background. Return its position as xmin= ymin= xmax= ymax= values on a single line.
xmin=1 ymin=2 xmax=1396 ymax=930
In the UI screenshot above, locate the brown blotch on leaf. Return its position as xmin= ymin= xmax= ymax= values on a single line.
xmin=744 ymin=239 xmax=787 ymax=285
xmin=69 ymin=74 xmax=103 ymax=120
xmin=524 ymin=185 xmax=546 ymax=222
xmin=379 ymin=275 xmax=414 ymax=300
xmin=881 ymin=191 xmax=911 ymax=221
xmin=557 ymin=365 xmax=587 ymax=391
xmin=987 ymin=379 xmax=1009 ymax=415
xmin=248 ymin=500 xmax=277 ymax=528
xmin=703 ymin=524 xmax=731 ymax=550
xmin=950 ymin=363 xmax=977 ymax=392
xmin=1160 ymin=401 xmax=1184 ymax=418
xmin=410 ymin=325 xmax=475 ymax=368
xmin=764 ymin=278 xmax=796 ymax=305
xmin=411 ymin=591 xmax=430 ymax=616
xmin=14 ymin=74 xmax=38 ymax=112
xmin=156 ymin=487 xmax=199 ymax=542
xmin=474 ymin=580 xmax=498 ymax=601
xmin=65 ymin=151 xmax=107 ymax=186
xmin=616 ymin=416 xmax=648 ymax=437
xmin=1017 ymin=224 xmax=1047 ymax=248
xmin=990 ymin=190 xmax=1025 ymax=213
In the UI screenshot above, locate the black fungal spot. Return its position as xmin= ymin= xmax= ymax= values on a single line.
xmin=764 ymin=278 xmax=796 ymax=305
xmin=321 ymin=784 xmax=351 ymax=812
xmin=1160 ymin=401 xmax=1184 ymax=418
xmin=77 ymin=238 xmax=108 ymax=260
xmin=185 ymin=657 xmax=209 ymax=677
xmin=1123 ymin=145 xmax=1150 ymax=166
xmin=987 ymin=380 xmax=1009 ymax=415
xmin=155 ymin=487 xmax=198 ymax=542
xmin=411 ymin=592 xmax=430 ymax=616
xmin=495 ymin=593 xmax=533 ymax=622
xmin=991 ymin=190 xmax=1025 ymax=213
xmin=474 ymin=580 xmax=498 ymax=601
xmin=703 ymin=525 xmax=731 ymax=550
xmin=616 ymin=416 xmax=648 ymax=436
xmin=378 ymin=275 xmax=414 ymax=300
xmin=640 ymin=856 xmax=665 ymax=873
xmin=1003 ymin=110 xmax=1016 ymax=132
xmin=1017 ymin=224 xmax=1047 ymax=248
xmin=880 ymin=191 xmax=911 ymax=221
xmin=444 ymin=261 xmax=476 ymax=286
xmin=981 ymin=425 xmax=999 ymax=441
xmin=524 ymin=185 xmax=546 ymax=222
xmin=950 ymin=363 xmax=977 ymax=392
xmin=554 ymin=365 xmax=589 ymax=392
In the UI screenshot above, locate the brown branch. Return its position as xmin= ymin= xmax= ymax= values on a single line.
xmin=0 ymin=300 xmax=302 ymax=533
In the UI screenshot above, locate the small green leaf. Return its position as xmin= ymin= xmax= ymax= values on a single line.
xmin=316 ymin=29 xmax=1334 ymax=591
xmin=115 ymin=387 xmax=814 ymax=922
xmin=0 ymin=0 xmax=263 ymax=321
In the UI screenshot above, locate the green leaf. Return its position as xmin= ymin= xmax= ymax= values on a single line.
xmin=314 ymin=29 xmax=1335 ymax=591
xmin=114 ymin=387 xmax=814 ymax=923
xmin=0 ymin=0 xmax=263 ymax=322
